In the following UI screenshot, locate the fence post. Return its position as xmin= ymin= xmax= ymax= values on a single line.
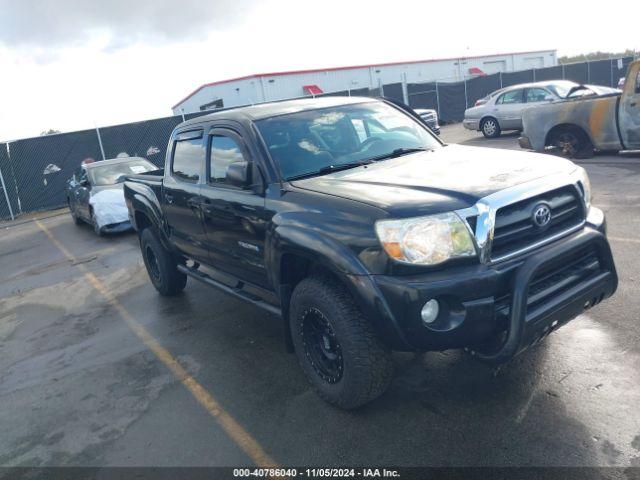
xmin=499 ymin=71 xmax=503 ymax=88
xmin=562 ymin=64 xmax=565 ymax=80
xmin=435 ymin=81 xmax=441 ymax=117
xmin=401 ymin=73 xmax=409 ymax=105
xmin=532 ymin=68 xmax=536 ymax=82
xmin=587 ymin=61 xmax=591 ymax=83
xmin=95 ymin=125 xmax=106 ymax=161
xmin=6 ymin=142 xmax=21 ymax=214
xmin=0 ymin=163 xmax=14 ymax=220
xmin=610 ymin=59 xmax=614 ymax=87
xmin=1 ymin=142 xmax=16 ymax=220
xmin=463 ymin=77 xmax=468 ymax=108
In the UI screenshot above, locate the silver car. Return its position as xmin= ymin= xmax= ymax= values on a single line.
xmin=463 ymin=80 xmax=619 ymax=138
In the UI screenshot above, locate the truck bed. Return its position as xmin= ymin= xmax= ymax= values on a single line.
xmin=126 ymin=168 xmax=164 ymax=185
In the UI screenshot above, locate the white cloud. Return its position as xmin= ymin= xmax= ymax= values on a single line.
xmin=0 ymin=0 xmax=637 ymax=141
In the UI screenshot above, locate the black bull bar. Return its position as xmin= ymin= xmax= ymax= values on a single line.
xmin=476 ymin=229 xmax=618 ymax=364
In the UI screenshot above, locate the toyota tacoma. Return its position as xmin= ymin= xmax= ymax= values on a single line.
xmin=124 ymin=97 xmax=618 ymax=409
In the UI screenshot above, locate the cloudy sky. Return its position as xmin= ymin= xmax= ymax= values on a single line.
xmin=0 ymin=0 xmax=636 ymax=141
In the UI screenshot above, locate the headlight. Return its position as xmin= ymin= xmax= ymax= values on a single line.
xmin=575 ymin=167 xmax=592 ymax=208
xmin=375 ymin=212 xmax=476 ymax=265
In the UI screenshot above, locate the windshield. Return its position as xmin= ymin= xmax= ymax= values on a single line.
xmin=88 ymin=159 xmax=157 ymax=186
xmin=256 ymin=102 xmax=441 ymax=180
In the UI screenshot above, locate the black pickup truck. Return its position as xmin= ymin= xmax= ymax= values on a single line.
xmin=124 ymin=97 xmax=617 ymax=409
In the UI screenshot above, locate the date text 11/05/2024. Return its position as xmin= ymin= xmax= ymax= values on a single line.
xmin=233 ymin=468 xmax=400 ymax=477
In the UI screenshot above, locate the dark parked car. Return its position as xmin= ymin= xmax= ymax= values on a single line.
xmin=124 ymin=97 xmax=617 ymax=409
xmin=66 ymin=157 xmax=157 ymax=235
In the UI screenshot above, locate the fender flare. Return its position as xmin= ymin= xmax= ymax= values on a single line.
xmin=268 ymin=225 xmax=411 ymax=351
xmin=129 ymin=193 xmax=173 ymax=251
xmin=267 ymin=225 xmax=369 ymax=287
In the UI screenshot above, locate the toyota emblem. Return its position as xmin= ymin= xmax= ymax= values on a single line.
xmin=532 ymin=204 xmax=552 ymax=228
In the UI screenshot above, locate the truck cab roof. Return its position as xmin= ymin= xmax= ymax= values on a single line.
xmin=178 ymin=96 xmax=376 ymax=126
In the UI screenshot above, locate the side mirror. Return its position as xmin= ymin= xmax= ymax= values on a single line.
xmin=226 ymin=161 xmax=251 ymax=188
xmin=80 ymin=178 xmax=90 ymax=187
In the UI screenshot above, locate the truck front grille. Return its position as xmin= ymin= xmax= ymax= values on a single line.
xmin=491 ymin=186 xmax=585 ymax=261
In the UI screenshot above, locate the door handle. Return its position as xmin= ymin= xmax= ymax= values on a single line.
xmin=164 ymin=193 xmax=174 ymax=204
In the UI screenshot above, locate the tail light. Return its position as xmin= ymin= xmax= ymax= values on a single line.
xmin=475 ymin=99 xmax=485 ymax=106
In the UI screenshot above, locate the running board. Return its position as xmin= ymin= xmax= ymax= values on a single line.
xmin=177 ymin=264 xmax=281 ymax=316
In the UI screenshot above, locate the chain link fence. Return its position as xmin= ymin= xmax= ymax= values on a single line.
xmin=0 ymin=112 xmax=210 ymax=220
xmin=405 ymin=56 xmax=635 ymax=122
xmin=0 ymin=57 xmax=635 ymax=220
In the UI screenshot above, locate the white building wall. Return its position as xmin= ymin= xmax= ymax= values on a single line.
xmin=173 ymin=50 xmax=557 ymax=115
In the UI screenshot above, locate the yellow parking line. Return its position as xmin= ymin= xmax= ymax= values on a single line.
xmin=35 ymin=220 xmax=278 ymax=468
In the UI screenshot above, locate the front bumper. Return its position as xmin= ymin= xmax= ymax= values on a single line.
xmin=361 ymin=218 xmax=617 ymax=362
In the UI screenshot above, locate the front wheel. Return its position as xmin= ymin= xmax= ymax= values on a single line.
xmin=139 ymin=228 xmax=187 ymax=296
xmin=289 ymin=275 xmax=393 ymax=409
xmin=69 ymin=201 xmax=81 ymax=226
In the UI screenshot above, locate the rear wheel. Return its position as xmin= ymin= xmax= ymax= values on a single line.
xmin=289 ymin=275 xmax=393 ymax=409
xmin=481 ymin=117 xmax=501 ymax=138
xmin=549 ymin=127 xmax=594 ymax=159
xmin=140 ymin=228 xmax=187 ymax=296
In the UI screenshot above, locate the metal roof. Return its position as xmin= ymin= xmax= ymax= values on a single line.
xmin=172 ymin=49 xmax=556 ymax=109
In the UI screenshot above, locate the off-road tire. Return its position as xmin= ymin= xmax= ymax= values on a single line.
xmin=481 ymin=117 xmax=501 ymax=138
xmin=289 ymin=275 xmax=393 ymax=409
xmin=140 ymin=228 xmax=187 ymax=296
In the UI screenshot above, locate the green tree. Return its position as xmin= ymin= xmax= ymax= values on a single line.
xmin=559 ymin=50 xmax=637 ymax=64
xmin=40 ymin=129 xmax=61 ymax=136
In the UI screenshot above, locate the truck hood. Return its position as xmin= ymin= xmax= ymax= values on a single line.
xmin=290 ymin=144 xmax=576 ymax=217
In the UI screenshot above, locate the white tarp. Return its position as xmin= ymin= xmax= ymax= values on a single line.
xmin=89 ymin=188 xmax=130 ymax=229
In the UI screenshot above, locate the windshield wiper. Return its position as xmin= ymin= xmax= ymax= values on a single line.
xmin=287 ymin=160 xmax=373 ymax=181
xmin=366 ymin=147 xmax=430 ymax=162
xmin=286 ymin=148 xmax=430 ymax=181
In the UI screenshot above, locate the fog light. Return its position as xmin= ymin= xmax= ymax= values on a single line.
xmin=421 ymin=299 xmax=440 ymax=325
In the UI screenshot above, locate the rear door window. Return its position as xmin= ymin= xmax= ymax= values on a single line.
xmin=497 ymin=90 xmax=524 ymax=104
xmin=525 ymin=88 xmax=554 ymax=103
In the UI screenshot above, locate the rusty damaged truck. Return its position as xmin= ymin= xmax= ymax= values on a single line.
xmin=519 ymin=59 xmax=640 ymax=158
